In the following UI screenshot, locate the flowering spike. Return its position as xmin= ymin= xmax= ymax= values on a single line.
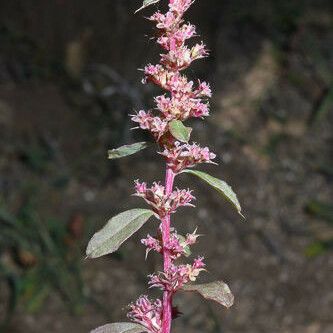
xmin=131 ymin=1 xmax=220 ymax=332
xmin=89 ymin=1 xmax=239 ymax=333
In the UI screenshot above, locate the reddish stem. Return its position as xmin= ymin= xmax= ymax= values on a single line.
xmin=162 ymin=3 xmax=181 ymax=332
xmin=161 ymin=167 xmax=175 ymax=333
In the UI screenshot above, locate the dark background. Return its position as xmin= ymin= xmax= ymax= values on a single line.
xmin=0 ymin=0 xmax=332 ymax=332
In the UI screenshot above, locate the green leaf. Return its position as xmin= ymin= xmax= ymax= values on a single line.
xmin=182 ymin=281 xmax=234 ymax=308
xmin=182 ymin=169 xmax=244 ymax=218
xmin=169 ymin=120 xmax=192 ymax=143
xmin=91 ymin=322 xmax=147 ymax=333
xmin=86 ymin=209 xmax=155 ymax=258
xmin=108 ymin=142 xmax=148 ymax=160
xmin=135 ymin=0 xmax=160 ymax=13
xmin=177 ymin=235 xmax=191 ymax=257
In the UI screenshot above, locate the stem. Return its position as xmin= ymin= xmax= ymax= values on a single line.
xmin=162 ymin=167 xmax=175 ymax=333
xmin=162 ymin=6 xmax=176 ymax=330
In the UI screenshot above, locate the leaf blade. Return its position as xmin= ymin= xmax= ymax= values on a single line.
xmin=169 ymin=120 xmax=192 ymax=143
xmin=108 ymin=142 xmax=148 ymax=160
xmin=182 ymin=281 xmax=234 ymax=308
xmin=182 ymin=169 xmax=244 ymax=218
xmin=91 ymin=322 xmax=147 ymax=333
xmin=86 ymin=209 xmax=155 ymax=258
xmin=135 ymin=0 xmax=160 ymax=14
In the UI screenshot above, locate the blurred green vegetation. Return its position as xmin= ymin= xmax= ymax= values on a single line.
xmin=0 ymin=197 xmax=85 ymax=330
xmin=305 ymin=200 xmax=333 ymax=257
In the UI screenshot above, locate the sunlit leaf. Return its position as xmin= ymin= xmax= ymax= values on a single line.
xmin=182 ymin=169 xmax=244 ymax=218
xmin=86 ymin=209 xmax=155 ymax=258
xmin=182 ymin=280 xmax=234 ymax=308
xmin=169 ymin=120 xmax=192 ymax=143
xmin=91 ymin=322 xmax=147 ymax=333
xmin=108 ymin=142 xmax=148 ymax=160
xmin=135 ymin=0 xmax=160 ymax=14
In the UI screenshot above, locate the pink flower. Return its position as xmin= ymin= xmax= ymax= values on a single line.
xmin=168 ymin=73 xmax=193 ymax=93
xmin=157 ymin=24 xmax=196 ymax=51
xmin=131 ymin=110 xmax=168 ymax=140
xmin=169 ymin=0 xmax=194 ymax=16
xmin=144 ymin=64 xmax=164 ymax=76
xmin=164 ymin=232 xmax=186 ymax=259
xmin=155 ymin=94 xmax=209 ymax=120
xmin=128 ymin=296 xmax=163 ymax=333
xmin=185 ymin=228 xmax=201 ymax=245
xmin=171 ymin=188 xmax=194 ymax=206
xmin=195 ymin=81 xmax=212 ymax=98
xmin=160 ymin=43 xmax=207 ymax=71
xmin=148 ymin=257 xmax=206 ymax=292
xmin=188 ymin=256 xmax=206 ymax=281
xmin=143 ymin=64 xmax=169 ymax=89
xmin=141 ymin=235 xmax=162 ymax=258
xmin=141 ymin=230 xmax=198 ymax=261
xmin=134 ymin=181 xmax=195 ymax=217
xmin=135 ymin=181 xmax=147 ymax=193
xmin=190 ymin=42 xmax=209 ymax=60
xmin=143 ymin=65 xmax=194 ymax=96
xmin=149 ymin=11 xmax=178 ymax=31
xmin=192 ymin=256 xmax=205 ymax=269
xmin=188 ymin=98 xmax=209 ymax=118
xmin=163 ymin=46 xmax=206 ymax=71
xmin=160 ymin=142 xmax=216 ymax=173
xmin=160 ymin=46 xmax=192 ymax=70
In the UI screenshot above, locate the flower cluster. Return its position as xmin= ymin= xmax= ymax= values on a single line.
xmin=141 ymin=234 xmax=162 ymax=258
xmin=168 ymin=0 xmax=194 ymax=15
xmin=128 ymin=296 xmax=163 ymax=333
xmin=160 ymin=43 xmax=208 ymax=71
xmin=164 ymin=233 xmax=185 ymax=259
xmin=141 ymin=68 xmax=211 ymax=126
xmin=134 ymin=180 xmax=195 ymax=216
xmin=155 ymin=91 xmax=209 ymax=120
xmin=141 ymin=228 xmax=200 ymax=260
xmin=131 ymin=110 xmax=169 ymax=140
xmin=160 ymin=142 xmax=216 ymax=173
xmin=134 ymin=0 xmax=211 ymax=146
xmin=148 ymin=256 xmax=205 ymax=292
xmin=144 ymin=65 xmax=189 ymax=92
xmin=157 ymin=23 xmax=196 ymax=50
